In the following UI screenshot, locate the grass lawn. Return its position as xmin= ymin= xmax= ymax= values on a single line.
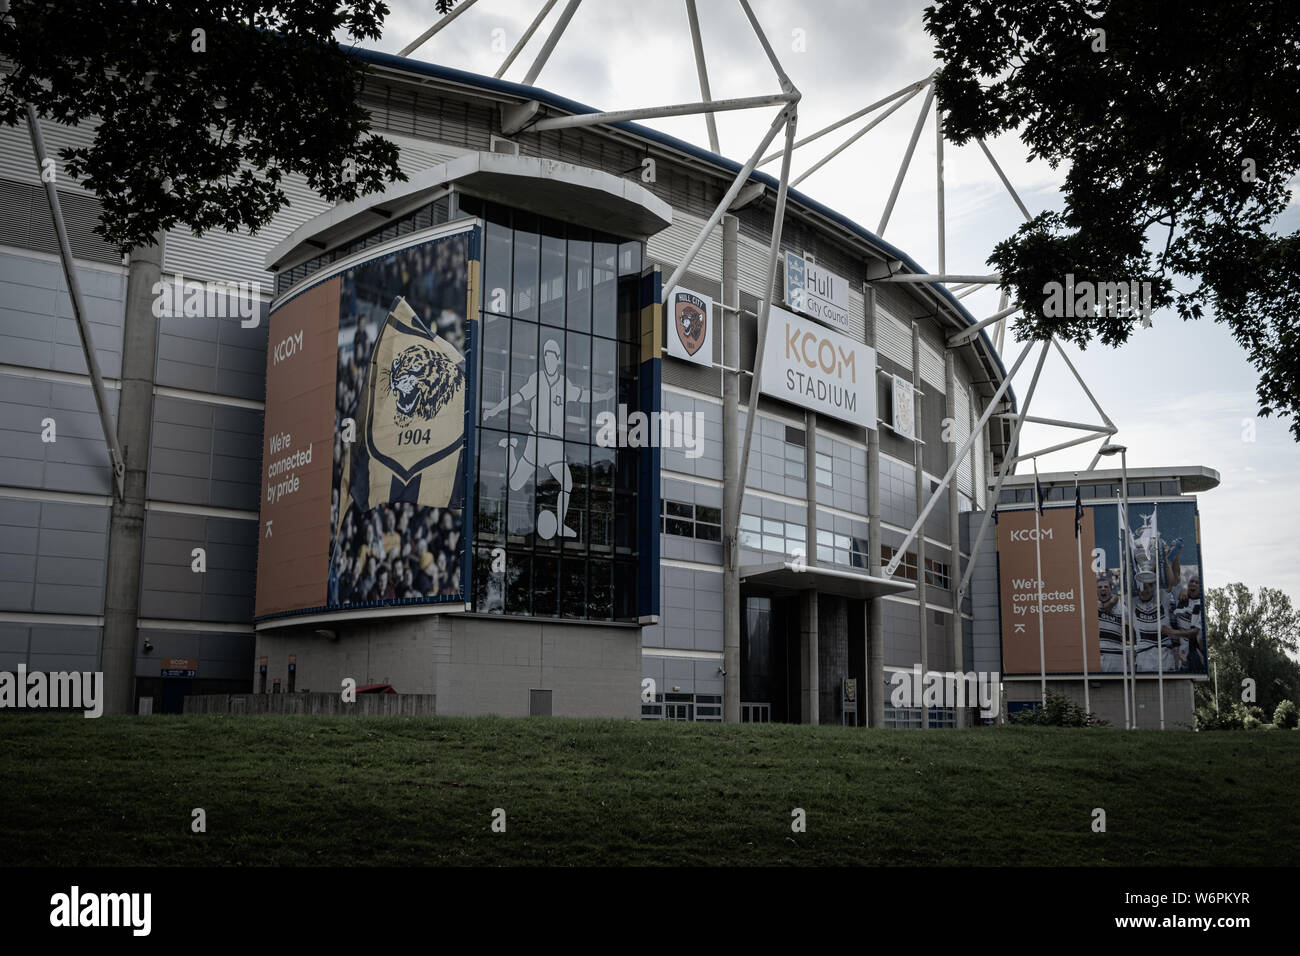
xmin=1 ymin=715 xmax=1295 ymax=866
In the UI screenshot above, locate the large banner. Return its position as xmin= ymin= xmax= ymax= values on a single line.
xmin=997 ymin=499 xmax=1208 ymax=676
xmin=1093 ymin=499 xmax=1208 ymax=675
xmin=255 ymin=224 xmax=476 ymax=619
xmin=997 ymin=505 xmax=1101 ymax=676
xmin=759 ymin=305 xmax=876 ymax=430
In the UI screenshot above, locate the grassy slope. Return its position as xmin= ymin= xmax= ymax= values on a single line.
xmin=0 ymin=715 xmax=1295 ymax=866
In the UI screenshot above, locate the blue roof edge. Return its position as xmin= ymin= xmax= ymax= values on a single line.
xmin=348 ymin=45 xmax=1014 ymax=403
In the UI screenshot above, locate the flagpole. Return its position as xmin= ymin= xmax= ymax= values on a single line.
xmin=1116 ymin=494 xmax=1132 ymax=730
xmin=1033 ymin=458 xmax=1046 ymax=706
xmin=1074 ymin=473 xmax=1091 ymax=715
xmin=1154 ymin=501 xmax=1165 ymax=730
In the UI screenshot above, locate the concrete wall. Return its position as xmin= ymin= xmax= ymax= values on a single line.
xmin=255 ymin=613 xmax=641 ymax=718
xmin=1005 ymin=678 xmax=1197 ymax=730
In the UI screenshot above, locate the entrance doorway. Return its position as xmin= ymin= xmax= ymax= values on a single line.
xmin=740 ymin=593 xmax=800 ymax=723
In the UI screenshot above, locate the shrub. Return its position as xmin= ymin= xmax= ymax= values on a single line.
xmin=1009 ymin=691 xmax=1107 ymax=727
xmin=1196 ymin=706 xmax=1241 ymax=730
xmin=1274 ymin=699 xmax=1299 ymax=730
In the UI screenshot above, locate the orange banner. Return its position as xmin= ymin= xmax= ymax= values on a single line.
xmin=997 ymin=506 xmax=1101 ymax=676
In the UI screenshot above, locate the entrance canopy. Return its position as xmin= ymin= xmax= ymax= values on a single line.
xmin=739 ymin=562 xmax=916 ymax=600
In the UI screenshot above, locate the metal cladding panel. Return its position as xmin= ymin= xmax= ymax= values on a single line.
xmin=0 ymin=119 xmax=100 ymax=197
xmin=846 ymin=286 xmax=866 ymax=342
xmin=972 ymin=386 xmax=987 ymax=507
xmin=736 ymin=233 xmax=775 ymax=302
xmin=647 ymin=210 xmax=722 ymax=283
xmin=0 ymin=179 xmax=122 ymax=267
xmin=954 ymin=383 xmax=973 ymax=497
xmin=161 ymin=137 xmax=455 ymax=290
xmin=919 ymin=336 xmax=945 ymax=393
xmin=875 ymin=304 xmax=912 ymax=370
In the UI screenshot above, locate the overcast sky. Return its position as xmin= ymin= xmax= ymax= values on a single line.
xmin=372 ymin=0 xmax=1300 ymax=607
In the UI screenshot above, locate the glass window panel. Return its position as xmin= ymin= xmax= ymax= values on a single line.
xmin=479 ymin=313 xmax=510 ymax=421
xmin=505 ymin=551 xmax=531 ymax=616
xmin=589 ymin=445 xmax=615 ymax=551
xmin=565 ymin=331 xmax=591 ymax=444
xmin=533 ymin=555 xmax=558 ymax=617
xmin=762 ymin=534 xmax=785 ymax=553
xmin=484 ymin=220 xmax=512 ymax=315
xmin=588 ymin=559 xmax=613 ymax=621
xmin=566 ymin=235 xmax=592 ymax=332
xmin=534 ymin=435 xmax=566 ymax=550
xmin=508 ymin=319 xmax=539 ymax=436
xmin=739 ymin=529 xmax=761 ymax=549
xmin=475 ymin=428 xmax=509 ymax=544
xmin=562 ymin=558 xmax=587 ymax=618
xmin=592 ymin=337 xmax=618 ymax=440
xmin=617 ymin=278 xmax=639 ymax=343
xmin=564 ymin=442 xmax=589 ymax=551
xmin=787 ymin=524 xmax=805 ymax=544
xmin=696 ymin=506 xmax=721 ymax=525
xmin=666 ymin=518 xmax=692 ymax=537
xmin=740 ymin=513 xmax=761 ymax=531
xmin=540 ymin=234 xmax=565 ymax=326
xmin=762 ymin=519 xmax=783 ymax=534
xmin=618 ymin=241 xmax=641 ymax=277
xmin=614 ymin=560 xmax=637 ymax=621
xmin=666 ymin=501 xmax=694 ymax=518
xmin=616 ymin=446 xmax=638 ymax=495
xmin=592 ymin=241 xmax=618 ymax=338
xmin=696 ymin=524 xmax=721 ymax=542
xmin=513 ymin=223 xmax=539 ymax=322
xmin=474 ymin=547 xmax=504 ymax=613
xmin=817 ymin=529 xmax=833 ymax=545
xmin=615 ymin=492 xmax=636 ymax=552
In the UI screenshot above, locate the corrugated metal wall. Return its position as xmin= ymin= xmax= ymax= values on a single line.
xmin=875 ymin=303 xmax=912 ymax=370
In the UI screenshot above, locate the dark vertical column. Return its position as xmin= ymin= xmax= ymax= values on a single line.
xmin=801 ymin=588 xmax=819 ymax=725
xmin=912 ymin=321 xmax=928 ymax=728
xmin=722 ymin=214 xmax=740 ymax=722
xmin=945 ymin=349 xmax=966 ymax=727
xmin=818 ymin=595 xmax=848 ymax=724
xmin=102 ymin=233 xmax=165 ymax=714
xmin=864 ymin=284 xmax=884 ymax=728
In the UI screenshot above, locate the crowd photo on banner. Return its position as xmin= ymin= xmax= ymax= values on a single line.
xmin=327 ymin=234 xmax=471 ymax=610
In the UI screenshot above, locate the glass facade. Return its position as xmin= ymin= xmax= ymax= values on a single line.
xmin=464 ymin=198 xmax=645 ymax=622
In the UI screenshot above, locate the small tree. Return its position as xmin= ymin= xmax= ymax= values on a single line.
xmin=0 ymin=1 xmax=468 ymax=250
xmin=1274 ymin=699 xmax=1299 ymax=730
xmin=1197 ymin=583 xmax=1300 ymax=718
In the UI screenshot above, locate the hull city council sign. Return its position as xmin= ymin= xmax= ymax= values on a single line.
xmin=760 ymin=305 xmax=876 ymax=430
xmin=784 ymin=250 xmax=850 ymax=332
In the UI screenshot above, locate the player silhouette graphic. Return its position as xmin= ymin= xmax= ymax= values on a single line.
xmin=484 ymin=337 xmax=614 ymax=539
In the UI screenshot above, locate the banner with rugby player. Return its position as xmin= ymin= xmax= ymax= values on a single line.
xmin=996 ymin=498 xmax=1209 ymax=677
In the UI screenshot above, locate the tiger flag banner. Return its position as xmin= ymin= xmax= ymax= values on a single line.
xmin=349 ymin=296 xmax=466 ymax=512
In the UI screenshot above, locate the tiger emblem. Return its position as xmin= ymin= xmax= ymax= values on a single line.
xmin=381 ymin=343 xmax=463 ymax=428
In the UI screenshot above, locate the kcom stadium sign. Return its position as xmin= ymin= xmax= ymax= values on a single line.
xmin=759 ymin=305 xmax=876 ymax=430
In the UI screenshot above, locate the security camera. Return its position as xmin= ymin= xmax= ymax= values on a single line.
xmin=717 ymin=666 xmax=727 ymax=676
xmin=142 ymin=640 xmax=154 ymax=654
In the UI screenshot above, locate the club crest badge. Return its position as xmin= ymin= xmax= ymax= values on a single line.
xmin=667 ymin=287 xmax=713 ymax=366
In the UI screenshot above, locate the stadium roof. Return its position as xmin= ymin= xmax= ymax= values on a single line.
xmin=345 ymin=46 xmax=1014 ymax=411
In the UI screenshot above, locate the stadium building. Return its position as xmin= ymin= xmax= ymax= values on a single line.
xmin=0 ymin=49 xmax=1211 ymax=726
